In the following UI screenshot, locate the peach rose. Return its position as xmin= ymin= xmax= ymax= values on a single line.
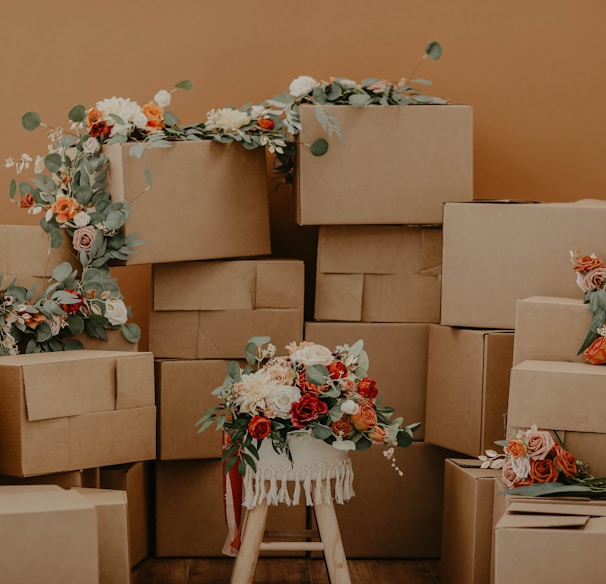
xmin=20 ymin=193 xmax=35 ymax=208
xmin=553 ymin=444 xmax=577 ymax=477
xmin=51 ymin=196 xmax=78 ymax=223
xmin=524 ymin=428 xmax=555 ymax=461
xmin=368 ymin=425 xmax=387 ymax=443
xmin=529 ymin=458 xmax=559 ymax=483
xmin=87 ymin=106 xmax=105 ymax=128
xmin=142 ymin=101 xmax=165 ymax=128
xmin=21 ymin=310 xmax=47 ymax=330
xmin=297 ymin=371 xmax=323 ymax=394
xmin=573 ymin=255 xmax=603 ymax=273
xmin=504 ymin=438 xmax=527 ymax=459
xmin=351 ymin=402 xmax=378 ymax=431
xmin=584 ymin=336 xmax=606 ymax=365
xmin=501 ymin=457 xmax=520 ymax=488
xmin=331 ymin=417 xmax=353 ymax=438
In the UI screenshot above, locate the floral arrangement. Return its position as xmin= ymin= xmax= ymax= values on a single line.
xmin=196 ymin=336 xmax=420 ymax=476
xmin=480 ymin=425 xmax=606 ymax=497
xmin=570 ymin=251 xmax=606 ymax=364
xmin=263 ymin=41 xmax=447 ymax=174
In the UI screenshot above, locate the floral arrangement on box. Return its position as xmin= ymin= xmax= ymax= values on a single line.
xmin=196 ymin=336 xmax=420 ymax=477
xmin=480 ymin=425 xmax=606 ymax=497
xmin=263 ymin=41 xmax=447 ymax=177
xmin=570 ymin=251 xmax=606 ymax=364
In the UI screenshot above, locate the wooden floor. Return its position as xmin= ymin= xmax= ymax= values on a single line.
xmin=131 ymin=557 xmax=441 ymax=584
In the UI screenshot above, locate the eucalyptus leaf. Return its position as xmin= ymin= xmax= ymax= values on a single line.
xmin=44 ymin=153 xmax=62 ymax=174
xmin=348 ymin=94 xmax=372 ymax=106
xmin=175 ymin=80 xmax=193 ymax=91
xmin=35 ymin=322 xmax=53 ymax=343
xmin=129 ymin=144 xmax=146 ymax=159
xmin=144 ymin=169 xmax=152 ymax=188
xmin=22 ymin=112 xmax=41 ymax=131
xmin=163 ymin=111 xmax=179 ymax=127
xmin=311 ymin=424 xmax=333 ymax=440
xmin=67 ymin=314 xmax=85 ymax=335
xmin=425 ymin=41 xmax=443 ymax=60
xmin=105 ymin=210 xmax=126 ymax=230
xmin=332 ymin=439 xmax=356 ymax=451
xmin=227 ymin=361 xmax=242 ymax=382
xmin=121 ymin=323 xmax=141 ymax=343
xmin=9 ymin=180 xmax=16 ymax=200
xmin=310 ymin=138 xmax=329 ymax=157
xmin=306 ymin=364 xmax=330 ymax=386
xmin=52 ymin=262 xmax=73 ymax=283
xmin=68 ymin=104 xmax=86 ymax=123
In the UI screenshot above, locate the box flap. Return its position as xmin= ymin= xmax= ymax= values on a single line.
xmin=497 ymin=512 xmax=589 ymax=529
xmin=115 ymin=353 xmax=155 ymax=409
xmin=256 ymin=261 xmax=305 ymax=309
xmin=507 ymin=500 xmax=606 ymax=517
xmin=23 ymin=358 xmax=117 ymax=421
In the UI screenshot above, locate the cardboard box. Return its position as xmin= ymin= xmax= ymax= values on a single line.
xmin=304 ymin=321 xmax=429 ymax=439
xmin=73 ymin=487 xmax=130 ymax=584
xmin=104 ymin=140 xmax=271 ymax=265
xmin=508 ymin=359 xmax=606 ymax=476
xmin=150 ymin=308 xmax=304 ymax=359
xmin=440 ymin=200 xmax=606 ymax=328
xmin=149 ymin=258 xmax=305 ymax=359
xmin=440 ymin=459 xmax=501 ymax=584
xmin=153 ymin=259 xmax=304 ymax=311
xmin=0 ymin=468 xmax=99 ymax=488
xmin=295 ymin=104 xmax=473 ymax=225
xmin=100 ymin=461 xmax=152 ymax=568
xmin=0 ymin=485 xmax=99 ymax=583
xmin=0 ymin=350 xmax=156 ymax=476
xmin=0 ymin=224 xmax=78 ymax=281
xmin=314 ymin=226 xmax=442 ymax=322
xmin=513 ymin=296 xmax=590 ymax=365
xmin=425 ymin=326 xmax=514 ymax=456
xmin=334 ymin=442 xmax=458 ymax=558
xmin=494 ymin=500 xmax=606 ymax=582
xmin=155 ymin=459 xmax=307 ymax=557
xmin=155 ymin=359 xmax=230 ymax=460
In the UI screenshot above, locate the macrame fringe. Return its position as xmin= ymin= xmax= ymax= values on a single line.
xmin=242 ymin=457 xmax=355 ymax=509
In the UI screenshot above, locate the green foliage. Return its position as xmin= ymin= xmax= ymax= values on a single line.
xmin=22 ymin=112 xmax=41 ymax=131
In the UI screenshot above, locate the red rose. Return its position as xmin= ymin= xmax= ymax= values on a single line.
xmin=290 ymin=393 xmax=328 ymax=429
xmin=529 ymin=458 xmax=559 ymax=483
xmin=327 ymin=361 xmax=348 ymax=380
xmin=257 ymin=117 xmax=274 ymax=130
xmin=60 ymin=289 xmax=84 ymax=314
xmin=20 ymin=193 xmax=35 ymax=209
xmin=247 ymin=415 xmax=272 ymax=440
xmin=357 ymin=377 xmax=378 ymax=399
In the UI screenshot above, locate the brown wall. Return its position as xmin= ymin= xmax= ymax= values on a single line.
xmin=2 ymin=0 xmax=605 ymax=345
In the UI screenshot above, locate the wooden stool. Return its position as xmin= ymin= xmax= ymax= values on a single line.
xmin=230 ymin=433 xmax=354 ymax=584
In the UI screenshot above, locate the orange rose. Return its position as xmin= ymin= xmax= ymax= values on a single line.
xmin=51 ymin=197 xmax=78 ymax=223
xmin=21 ymin=310 xmax=47 ymax=329
xmin=257 ymin=117 xmax=274 ymax=130
xmin=89 ymin=122 xmax=111 ymax=139
xmin=87 ymin=106 xmax=104 ymax=128
xmin=553 ymin=444 xmax=577 ymax=477
xmin=529 ymin=458 xmax=559 ymax=483
xmin=142 ymin=101 xmax=165 ymax=128
xmin=574 ymin=255 xmax=603 ymax=273
xmin=60 ymin=289 xmax=84 ymax=314
xmin=20 ymin=193 xmax=35 ymax=208
xmin=327 ymin=361 xmax=348 ymax=380
xmin=351 ymin=402 xmax=378 ymax=431
xmin=331 ymin=417 xmax=353 ymax=438
xmin=298 ymin=371 xmax=322 ymax=394
xmin=247 ymin=415 xmax=272 ymax=440
xmin=368 ymin=425 xmax=387 ymax=443
xmin=357 ymin=377 xmax=378 ymax=399
xmin=504 ymin=438 xmax=527 ymax=459
xmin=584 ymin=336 xmax=606 ymax=365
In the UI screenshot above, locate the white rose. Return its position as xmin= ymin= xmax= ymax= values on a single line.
xmin=340 ymin=400 xmax=360 ymax=415
xmin=289 ymin=75 xmax=319 ymax=98
xmin=73 ymin=211 xmax=91 ymax=227
xmin=291 ymin=343 xmax=333 ymax=366
xmin=82 ymin=137 xmax=100 ymax=155
xmin=133 ymin=111 xmax=149 ymax=130
xmin=154 ymin=89 xmax=172 ymax=108
xmin=267 ymin=385 xmax=301 ymax=418
xmin=511 ymin=455 xmax=531 ymax=482
xmin=105 ymin=297 xmax=128 ymax=326
xmin=250 ymin=104 xmax=267 ymax=119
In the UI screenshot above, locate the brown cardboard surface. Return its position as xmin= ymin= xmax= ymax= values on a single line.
xmin=0 ymin=224 xmax=78 ymax=278
xmin=155 ymin=460 xmax=307 ymax=557
xmin=425 ymin=326 xmax=514 ymax=456
xmin=100 ymin=461 xmax=152 ymax=567
xmin=315 ymin=226 xmax=442 ymax=323
xmin=155 ymin=359 xmax=230 ymax=460
xmin=0 ymin=485 xmax=99 ymax=583
xmin=0 ymin=350 xmax=156 ymax=476
xmin=440 ymin=201 xmax=606 ymax=328
xmin=441 ymin=459 xmax=501 ymax=584
xmin=334 ymin=442 xmax=458 ymax=558
xmin=494 ymin=502 xmax=606 ymax=582
xmin=513 ymin=296 xmax=590 ymax=365
xmin=0 ymin=468 xmax=99 ymax=488
xmin=296 ymin=105 xmax=473 ymax=225
xmin=76 ymin=328 xmax=140 ymax=352
xmin=153 ymin=259 xmax=304 ymax=312
xmin=149 ymin=308 xmax=304 ymax=359
xmin=73 ymin=488 xmax=130 ymax=584
xmin=104 ymin=141 xmax=271 ymax=265
xmin=304 ymin=321 xmax=429 ymax=439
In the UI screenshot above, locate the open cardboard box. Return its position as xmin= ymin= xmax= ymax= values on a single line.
xmin=494 ymin=499 xmax=606 ymax=582
xmin=295 ymin=104 xmax=473 ymax=225
xmin=104 ymin=141 xmax=271 ymax=264
xmin=440 ymin=200 xmax=606 ymax=329
xmin=425 ymin=326 xmax=514 ymax=456
xmin=513 ymin=296 xmax=590 ymax=365
xmin=0 ymin=350 xmax=156 ymax=476
xmin=314 ymin=226 xmax=442 ymax=322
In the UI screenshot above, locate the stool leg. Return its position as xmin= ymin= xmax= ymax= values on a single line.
xmin=314 ymin=500 xmax=351 ymax=584
xmin=230 ymin=501 xmax=269 ymax=584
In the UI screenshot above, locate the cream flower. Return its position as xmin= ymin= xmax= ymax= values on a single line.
xmin=290 ymin=343 xmax=333 ymax=366
xmin=289 ymin=75 xmax=319 ymax=97
xmin=154 ymin=89 xmax=172 ymax=108
xmin=82 ymin=137 xmax=100 ymax=155
xmin=205 ymin=107 xmax=251 ymax=132
xmin=72 ymin=211 xmax=91 ymax=227
xmin=105 ymin=297 xmax=128 ymax=326
xmin=233 ymin=369 xmax=274 ymax=416
xmin=341 ymin=399 xmax=360 ymax=415
xmin=96 ymin=97 xmax=143 ymax=125
xmin=266 ymin=385 xmax=301 ymax=418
